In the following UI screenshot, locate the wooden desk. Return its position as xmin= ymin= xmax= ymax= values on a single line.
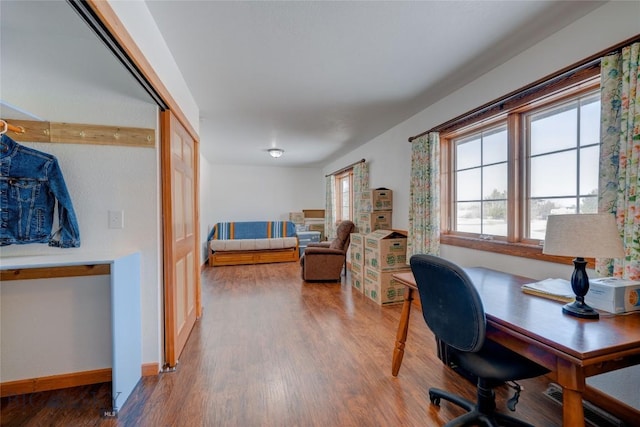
xmin=391 ymin=268 xmax=640 ymax=427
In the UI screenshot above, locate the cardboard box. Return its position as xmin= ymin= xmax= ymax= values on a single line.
xmin=350 ymin=233 xmax=365 ymax=266
xmin=364 ymin=229 xmax=407 ymax=271
xmin=356 ymin=222 xmax=371 ymax=234
xmin=351 ymin=270 xmax=364 ymax=293
xmin=364 ymin=267 xmax=409 ymax=305
xmin=350 ymin=259 xmax=364 ymax=275
xmin=350 ymin=233 xmax=365 ymax=247
xmin=289 ymin=212 xmax=305 ymax=224
xmin=303 ymin=209 xmax=325 ymax=219
xmin=587 ymin=278 xmax=640 ymax=314
xmin=371 ymin=189 xmax=393 ymax=211
xmin=358 ymin=211 xmax=392 ymax=232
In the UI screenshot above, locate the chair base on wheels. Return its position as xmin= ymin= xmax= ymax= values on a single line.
xmin=429 ymin=382 xmax=535 ymax=427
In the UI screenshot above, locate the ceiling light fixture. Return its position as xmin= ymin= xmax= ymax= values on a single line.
xmin=268 ymin=148 xmax=284 ymax=158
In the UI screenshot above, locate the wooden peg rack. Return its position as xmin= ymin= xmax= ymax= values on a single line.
xmin=1 ymin=118 xmax=155 ymax=148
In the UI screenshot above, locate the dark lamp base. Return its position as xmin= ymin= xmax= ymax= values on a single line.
xmin=562 ymin=300 xmax=600 ymax=319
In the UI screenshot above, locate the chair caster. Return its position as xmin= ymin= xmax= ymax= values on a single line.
xmin=429 ymin=392 xmax=441 ymax=406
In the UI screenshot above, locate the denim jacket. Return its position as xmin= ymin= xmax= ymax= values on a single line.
xmin=0 ymin=134 xmax=80 ymax=247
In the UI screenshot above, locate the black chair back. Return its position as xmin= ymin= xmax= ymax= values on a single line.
xmin=410 ymin=254 xmax=486 ymax=353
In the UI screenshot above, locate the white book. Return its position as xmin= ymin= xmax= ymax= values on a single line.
xmin=521 ymin=278 xmax=574 ymax=302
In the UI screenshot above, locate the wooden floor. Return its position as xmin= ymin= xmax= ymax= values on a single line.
xmin=1 ymin=262 xmax=565 ymax=426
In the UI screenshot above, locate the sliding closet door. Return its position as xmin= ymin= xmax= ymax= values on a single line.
xmin=161 ymin=110 xmax=201 ymax=368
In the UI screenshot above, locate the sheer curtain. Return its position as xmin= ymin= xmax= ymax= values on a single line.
xmin=597 ymin=42 xmax=640 ymax=279
xmin=324 ymin=175 xmax=336 ymax=240
xmin=407 ymin=132 xmax=440 ymax=261
xmin=352 ymin=161 xmax=369 ymax=232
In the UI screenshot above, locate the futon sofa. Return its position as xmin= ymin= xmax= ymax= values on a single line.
xmin=208 ymin=221 xmax=299 ymax=266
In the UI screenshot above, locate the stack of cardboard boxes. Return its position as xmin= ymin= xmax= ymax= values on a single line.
xmin=303 ymin=209 xmax=325 ymax=240
xmin=289 ymin=210 xmax=325 ymax=240
xmin=350 ymin=233 xmax=366 ymax=292
xmin=289 ymin=212 xmax=305 ymax=231
xmin=363 ymin=230 xmax=409 ymax=305
xmin=350 ymin=229 xmax=409 ymax=306
xmin=356 ymin=189 xmax=392 ymax=233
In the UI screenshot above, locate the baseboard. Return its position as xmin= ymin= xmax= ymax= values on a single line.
xmin=584 ymin=384 xmax=640 ymax=426
xmin=1 ymin=363 xmax=160 ymax=398
xmin=544 ymin=382 xmax=638 ymax=427
xmin=142 ymin=362 xmax=160 ymax=377
xmin=0 ymin=368 xmax=112 ymax=398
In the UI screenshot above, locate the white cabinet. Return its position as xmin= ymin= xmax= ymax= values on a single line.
xmin=0 ymin=251 xmax=141 ymax=414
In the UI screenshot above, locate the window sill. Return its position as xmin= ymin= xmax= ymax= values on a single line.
xmin=440 ymin=234 xmax=595 ymax=268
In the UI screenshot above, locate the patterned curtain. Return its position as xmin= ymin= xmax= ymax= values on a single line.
xmin=597 ymin=42 xmax=640 ymax=279
xmin=407 ymin=132 xmax=440 ymax=261
xmin=324 ymin=175 xmax=336 ymax=240
xmin=352 ymin=161 xmax=370 ymax=232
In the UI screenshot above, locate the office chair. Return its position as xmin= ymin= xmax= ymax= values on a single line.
xmin=410 ymin=254 xmax=549 ymax=427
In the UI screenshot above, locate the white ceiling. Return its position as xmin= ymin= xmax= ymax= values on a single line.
xmin=1 ymin=1 xmax=606 ymax=168
xmin=144 ymin=0 xmax=605 ymax=167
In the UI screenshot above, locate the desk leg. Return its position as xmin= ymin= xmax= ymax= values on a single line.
xmin=392 ymin=287 xmax=414 ymax=377
xmin=557 ymin=359 xmax=585 ymax=427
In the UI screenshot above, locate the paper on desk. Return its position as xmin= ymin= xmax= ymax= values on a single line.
xmin=521 ymin=278 xmax=574 ymax=302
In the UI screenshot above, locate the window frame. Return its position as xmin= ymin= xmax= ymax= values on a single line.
xmin=440 ymin=76 xmax=601 ymax=267
xmin=334 ymin=169 xmax=354 ymax=222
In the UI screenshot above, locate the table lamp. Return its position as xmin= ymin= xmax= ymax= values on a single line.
xmin=542 ymin=213 xmax=624 ymax=319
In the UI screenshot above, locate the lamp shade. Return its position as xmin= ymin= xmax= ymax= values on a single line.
xmin=542 ymin=214 xmax=624 ymax=259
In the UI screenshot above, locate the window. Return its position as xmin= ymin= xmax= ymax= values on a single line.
xmin=335 ymin=170 xmax=353 ymax=221
xmin=526 ymin=93 xmax=600 ymax=239
xmin=442 ymin=76 xmax=601 ymax=259
xmin=454 ymin=125 xmax=508 ymax=238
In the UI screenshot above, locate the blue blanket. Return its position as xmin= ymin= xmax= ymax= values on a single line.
xmin=208 ymin=221 xmax=297 ymax=241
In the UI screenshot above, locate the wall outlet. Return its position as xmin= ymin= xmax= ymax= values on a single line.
xmin=108 ymin=210 xmax=124 ymax=229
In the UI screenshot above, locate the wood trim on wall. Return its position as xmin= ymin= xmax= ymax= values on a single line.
xmin=1 ymin=363 xmax=159 ymax=398
xmin=0 ymin=119 xmax=155 ymax=148
xmin=141 ymin=363 xmax=160 ymax=377
xmin=0 ymin=369 xmax=111 ymax=398
xmin=0 ymin=264 xmax=110 ymax=281
xmin=584 ymin=385 xmax=640 ymax=426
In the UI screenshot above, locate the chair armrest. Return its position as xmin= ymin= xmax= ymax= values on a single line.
xmin=303 ymin=247 xmax=344 ymax=256
xmin=306 ymin=242 xmax=331 ymax=248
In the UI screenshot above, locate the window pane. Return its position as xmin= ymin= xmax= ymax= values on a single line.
xmin=530 ymin=151 xmax=576 ymax=197
xmin=456 ymin=137 xmax=481 ymax=170
xmin=530 ymin=105 xmax=577 ymax=155
xmin=482 ymin=200 xmax=507 ymax=236
xmin=529 ymin=198 xmax=577 ymax=239
xmin=579 ymin=196 xmax=598 ymax=214
xmin=580 ymin=97 xmax=600 ymax=147
xmin=483 ymin=128 xmax=508 ymax=164
xmin=580 ymin=146 xmax=599 ymax=196
xmin=483 ymin=163 xmax=508 ymax=199
xmin=456 ymin=168 xmax=481 ymax=201
xmin=456 ymin=201 xmax=481 ymax=234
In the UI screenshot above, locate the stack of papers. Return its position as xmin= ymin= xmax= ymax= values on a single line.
xmin=521 ymin=278 xmax=574 ymax=302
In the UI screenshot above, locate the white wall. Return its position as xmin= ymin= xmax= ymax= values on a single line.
xmin=107 ymin=0 xmax=200 ymax=135
xmin=0 ymin=3 xmax=163 ymax=380
xmin=322 ymin=1 xmax=640 ymax=411
xmin=200 ymin=161 xmax=324 ymax=260
xmin=324 ymin=0 xmax=640 ymax=275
